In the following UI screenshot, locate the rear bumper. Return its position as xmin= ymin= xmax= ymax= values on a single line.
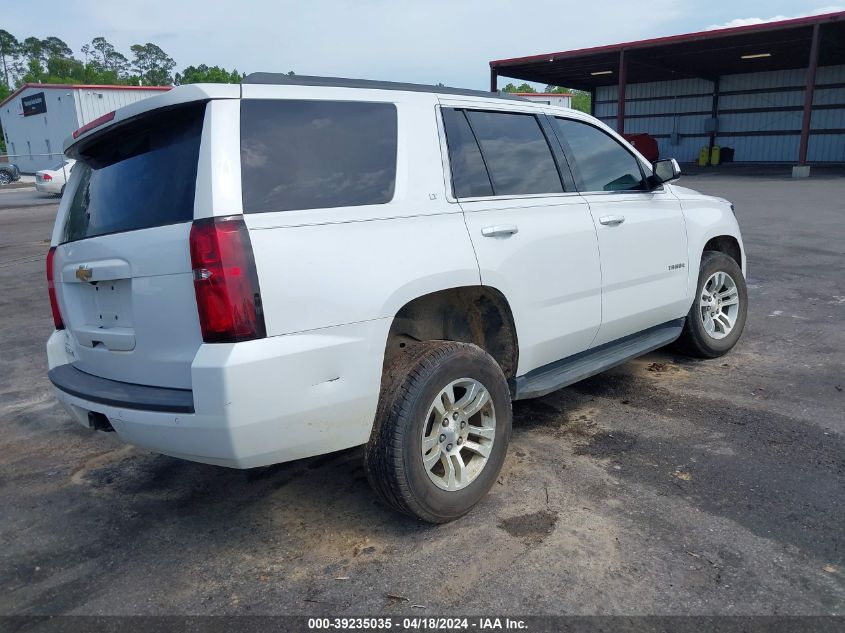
xmin=36 ymin=182 xmax=61 ymax=194
xmin=49 ymin=364 xmax=194 ymax=413
xmin=46 ymin=320 xmax=390 ymax=468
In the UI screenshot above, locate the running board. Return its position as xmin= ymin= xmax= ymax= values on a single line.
xmin=510 ymin=318 xmax=685 ymax=400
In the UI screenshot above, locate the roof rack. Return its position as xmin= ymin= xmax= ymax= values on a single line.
xmin=242 ymin=73 xmax=527 ymax=101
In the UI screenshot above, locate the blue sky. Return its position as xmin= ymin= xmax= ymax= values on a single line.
xmin=7 ymin=1 xmax=843 ymax=89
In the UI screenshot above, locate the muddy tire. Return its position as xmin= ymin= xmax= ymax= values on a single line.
xmin=364 ymin=341 xmax=511 ymax=523
xmin=675 ymin=251 xmax=747 ymax=358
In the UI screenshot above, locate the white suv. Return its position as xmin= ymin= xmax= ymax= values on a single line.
xmin=46 ymin=74 xmax=747 ymax=522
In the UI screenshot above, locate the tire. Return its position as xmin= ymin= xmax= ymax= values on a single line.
xmin=364 ymin=341 xmax=511 ymax=523
xmin=675 ymin=251 xmax=747 ymax=358
xmin=0 ymin=171 xmax=11 ymax=186
xmin=59 ymin=185 xmax=65 ymax=197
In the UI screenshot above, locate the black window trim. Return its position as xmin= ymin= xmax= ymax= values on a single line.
xmin=537 ymin=114 xmax=578 ymax=191
xmin=548 ymin=115 xmax=661 ymax=196
xmin=440 ymin=106 xmax=577 ymax=202
xmin=439 ymin=107 xmax=495 ymax=200
xmin=434 ymin=105 xmax=461 ymax=205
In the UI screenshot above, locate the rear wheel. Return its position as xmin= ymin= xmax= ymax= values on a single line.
xmin=0 ymin=171 xmax=11 ymax=185
xmin=365 ymin=341 xmax=511 ymax=523
xmin=676 ymin=251 xmax=747 ymax=358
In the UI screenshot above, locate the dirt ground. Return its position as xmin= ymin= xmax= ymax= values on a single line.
xmin=0 ymin=173 xmax=843 ymax=616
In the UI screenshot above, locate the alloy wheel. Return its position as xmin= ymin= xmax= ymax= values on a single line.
xmin=421 ymin=378 xmax=496 ymax=491
xmin=699 ymin=271 xmax=740 ymax=340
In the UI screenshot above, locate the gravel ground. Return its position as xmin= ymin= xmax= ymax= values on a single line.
xmin=0 ymin=172 xmax=843 ymax=616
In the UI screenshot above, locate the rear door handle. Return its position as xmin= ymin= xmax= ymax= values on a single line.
xmin=599 ymin=215 xmax=625 ymax=226
xmin=481 ymin=224 xmax=519 ymax=238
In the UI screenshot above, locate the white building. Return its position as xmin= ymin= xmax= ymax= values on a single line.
xmin=514 ymin=92 xmax=573 ymax=108
xmin=0 ymin=83 xmax=170 ymax=172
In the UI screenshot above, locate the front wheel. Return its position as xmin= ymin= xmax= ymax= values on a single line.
xmin=365 ymin=341 xmax=511 ymax=523
xmin=0 ymin=171 xmax=11 ymax=185
xmin=675 ymin=251 xmax=748 ymax=358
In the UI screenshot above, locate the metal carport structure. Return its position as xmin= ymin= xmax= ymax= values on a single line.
xmin=489 ymin=11 xmax=845 ymax=172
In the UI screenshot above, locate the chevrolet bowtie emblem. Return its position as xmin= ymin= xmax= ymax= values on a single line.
xmin=75 ymin=265 xmax=92 ymax=282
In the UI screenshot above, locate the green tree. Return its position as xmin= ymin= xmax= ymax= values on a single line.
xmin=41 ymin=36 xmax=73 ymax=62
xmin=175 ymin=64 xmax=243 ymax=85
xmin=91 ymin=36 xmax=115 ymax=67
xmin=544 ymin=84 xmax=591 ymax=113
xmin=130 ymin=43 xmax=176 ymax=85
xmin=20 ymin=36 xmax=43 ymax=72
xmin=21 ymin=58 xmax=44 ymax=83
xmin=19 ymin=36 xmax=76 ymax=83
xmin=43 ymin=56 xmax=86 ymax=83
xmin=571 ymin=91 xmax=591 ymax=114
xmin=0 ymin=30 xmax=19 ymax=89
xmin=88 ymin=36 xmax=129 ymax=78
xmin=501 ymin=82 xmax=536 ymax=93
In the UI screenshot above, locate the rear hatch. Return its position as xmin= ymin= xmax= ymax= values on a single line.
xmin=53 ymin=103 xmax=206 ymax=389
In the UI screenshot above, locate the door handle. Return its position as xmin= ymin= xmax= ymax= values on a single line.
xmin=481 ymin=224 xmax=519 ymax=238
xmin=599 ymin=215 xmax=625 ymax=226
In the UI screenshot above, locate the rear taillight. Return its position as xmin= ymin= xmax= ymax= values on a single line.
xmin=42 ymin=173 xmax=52 ymax=181
xmin=189 ymin=216 xmax=266 ymax=343
xmin=46 ymin=246 xmax=64 ymax=330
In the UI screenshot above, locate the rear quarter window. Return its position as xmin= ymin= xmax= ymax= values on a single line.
xmin=240 ymin=99 xmax=398 ymax=213
xmin=62 ymin=103 xmax=205 ymax=244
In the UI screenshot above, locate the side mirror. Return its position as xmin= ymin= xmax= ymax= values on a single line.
xmin=651 ymin=158 xmax=681 ymax=186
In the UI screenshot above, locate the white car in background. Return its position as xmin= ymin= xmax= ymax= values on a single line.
xmin=36 ymin=159 xmax=76 ymax=196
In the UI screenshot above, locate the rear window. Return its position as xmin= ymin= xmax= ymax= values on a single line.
xmin=62 ymin=103 xmax=205 ymax=244
xmin=240 ymin=99 xmax=397 ymax=213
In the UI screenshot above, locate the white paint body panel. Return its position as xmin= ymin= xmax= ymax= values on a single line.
xmin=52 ymin=222 xmax=201 ymax=389
xmin=669 ymin=184 xmax=746 ymax=291
xmin=48 ymin=318 xmax=389 ymax=468
xmin=584 ymin=189 xmax=689 ymax=346
xmin=46 ymin=83 xmax=744 ymax=469
xmin=459 ymin=196 xmax=601 ymax=373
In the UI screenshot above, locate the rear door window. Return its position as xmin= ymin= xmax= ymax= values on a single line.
xmin=240 ymin=100 xmax=397 ymax=213
xmin=62 ymin=103 xmax=205 ymax=243
xmin=463 ymin=110 xmax=563 ymax=196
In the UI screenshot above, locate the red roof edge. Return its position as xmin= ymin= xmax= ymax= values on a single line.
xmin=490 ymin=10 xmax=845 ymax=67
xmin=515 ymin=92 xmax=574 ymax=97
xmin=0 ymin=83 xmax=171 ymax=109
